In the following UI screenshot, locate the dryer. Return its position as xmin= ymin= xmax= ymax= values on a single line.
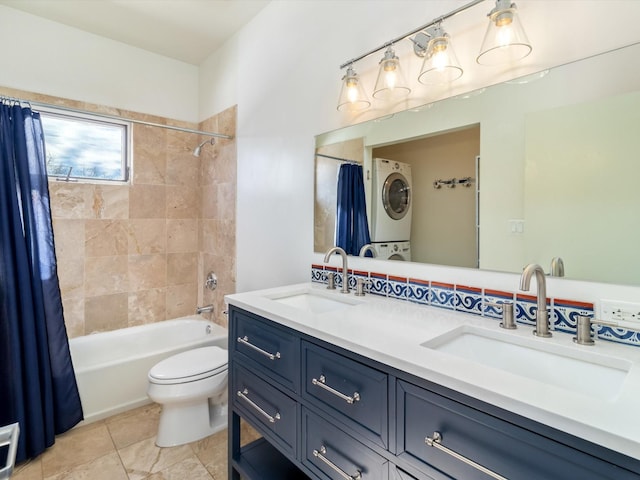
xmin=371 ymin=158 xmax=412 ymax=242
xmin=371 ymin=241 xmax=411 ymax=261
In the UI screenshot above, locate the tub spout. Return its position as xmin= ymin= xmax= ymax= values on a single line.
xmin=196 ymin=304 xmax=214 ymax=321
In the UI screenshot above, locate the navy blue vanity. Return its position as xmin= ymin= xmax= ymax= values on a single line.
xmin=226 ymin=286 xmax=640 ymax=480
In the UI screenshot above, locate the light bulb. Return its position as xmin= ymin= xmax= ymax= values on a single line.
xmin=347 ymin=79 xmax=359 ymax=104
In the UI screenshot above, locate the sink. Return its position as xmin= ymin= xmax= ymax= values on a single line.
xmin=267 ymin=288 xmax=361 ymax=314
xmin=422 ymin=326 xmax=631 ymax=400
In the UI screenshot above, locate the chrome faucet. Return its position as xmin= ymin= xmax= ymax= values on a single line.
xmin=324 ymin=246 xmax=350 ymax=293
xmin=358 ymin=244 xmax=377 ymax=258
xmin=519 ymin=263 xmax=551 ymax=337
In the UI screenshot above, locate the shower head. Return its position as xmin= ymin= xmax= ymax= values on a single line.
xmin=193 ymin=138 xmax=216 ymax=157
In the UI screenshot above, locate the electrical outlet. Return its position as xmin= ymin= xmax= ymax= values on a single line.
xmin=600 ymin=300 xmax=640 ymax=324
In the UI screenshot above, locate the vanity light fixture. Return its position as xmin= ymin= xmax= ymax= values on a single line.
xmin=477 ymin=0 xmax=532 ymax=65
xmin=336 ymin=0 xmax=532 ymax=112
xmin=416 ymin=24 xmax=463 ymax=85
xmin=337 ymin=65 xmax=371 ymax=112
xmin=372 ymin=46 xmax=411 ymax=100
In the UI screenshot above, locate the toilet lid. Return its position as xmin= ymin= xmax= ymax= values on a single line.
xmin=149 ymin=346 xmax=228 ymax=382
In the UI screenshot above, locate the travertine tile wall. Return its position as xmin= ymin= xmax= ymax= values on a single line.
xmin=0 ymin=86 xmax=236 ymax=337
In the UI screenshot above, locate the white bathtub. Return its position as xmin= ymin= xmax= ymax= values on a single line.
xmin=69 ymin=316 xmax=228 ymax=424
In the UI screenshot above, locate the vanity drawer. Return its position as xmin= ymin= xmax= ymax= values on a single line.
xmin=232 ymin=364 xmax=297 ymax=457
xmin=302 ymin=408 xmax=387 ymax=480
xmin=302 ymin=340 xmax=389 ymax=449
xmin=231 ymin=308 xmax=299 ymax=392
xmin=396 ymin=380 xmax=635 ymax=480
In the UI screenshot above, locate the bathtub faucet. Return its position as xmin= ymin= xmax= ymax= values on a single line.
xmin=196 ymin=304 xmax=214 ymax=321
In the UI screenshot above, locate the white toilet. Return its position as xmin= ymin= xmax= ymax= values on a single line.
xmin=147 ymin=346 xmax=228 ymax=447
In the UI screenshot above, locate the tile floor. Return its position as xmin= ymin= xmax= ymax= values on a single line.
xmin=11 ymin=403 xmax=260 ymax=480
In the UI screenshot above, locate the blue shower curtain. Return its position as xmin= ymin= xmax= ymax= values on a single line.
xmin=336 ymin=163 xmax=372 ymax=256
xmin=0 ymin=101 xmax=83 ymax=462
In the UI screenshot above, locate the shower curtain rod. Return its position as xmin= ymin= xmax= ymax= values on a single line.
xmin=6 ymin=97 xmax=233 ymax=140
xmin=316 ymin=153 xmax=359 ymax=164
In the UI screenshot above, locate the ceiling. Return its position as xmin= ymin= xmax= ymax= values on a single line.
xmin=0 ymin=0 xmax=270 ymax=65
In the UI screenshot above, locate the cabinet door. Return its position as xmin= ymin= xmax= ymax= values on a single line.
xmin=231 ymin=307 xmax=299 ymax=392
xmin=302 ymin=408 xmax=388 ymax=480
xmin=396 ymin=380 xmax=637 ymax=480
xmin=302 ymin=341 xmax=388 ymax=448
xmin=232 ymin=364 xmax=298 ymax=457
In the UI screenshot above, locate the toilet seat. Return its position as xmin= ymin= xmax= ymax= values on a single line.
xmin=148 ymin=346 xmax=228 ymax=385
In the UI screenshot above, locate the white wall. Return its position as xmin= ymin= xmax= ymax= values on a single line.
xmin=198 ymin=0 xmax=640 ymax=307
xmin=0 ymin=5 xmax=199 ymax=122
xmin=3 ymin=0 xmax=640 ymax=306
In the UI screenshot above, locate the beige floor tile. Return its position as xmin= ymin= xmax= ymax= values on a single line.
xmin=144 ymin=455 xmax=213 ymax=480
xmin=12 ymin=458 xmax=43 ymax=480
xmin=41 ymin=422 xmax=115 ymax=478
xmin=106 ymin=404 xmax=161 ymax=449
xmin=44 ymin=452 xmax=128 ymax=480
xmin=117 ymin=437 xmax=193 ymax=480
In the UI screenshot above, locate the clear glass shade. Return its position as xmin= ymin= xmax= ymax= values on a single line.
xmin=418 ymin=34 xmax=463 ymax=85
xmin=372 ymin=48 xmax=411 ymax=100
xmin=337 ymin=66 xmax=371 ymax=112
xmin=477 ymin=7 xmax=532 ymax=65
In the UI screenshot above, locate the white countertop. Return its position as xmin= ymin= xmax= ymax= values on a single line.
xmin=226 ymin=282 xmax=640 ymax=461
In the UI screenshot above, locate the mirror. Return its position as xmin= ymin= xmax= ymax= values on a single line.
xmin=315 ymin=42 xmax=640 ymax=286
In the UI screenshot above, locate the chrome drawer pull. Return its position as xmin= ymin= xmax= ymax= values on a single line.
xmin=426 ymin=432 xmax=508 ymax=480
xmin=237 ymin=336 xmax=281 ymax=360
xmin=312 ymin=445 xmax=362 ymax=480
xmin=312 ymin=374 xmax=360 ymax=404
xmin=237 ymin=388 xmax=281 ymax=423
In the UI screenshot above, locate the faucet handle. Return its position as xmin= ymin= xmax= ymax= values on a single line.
xmin=326 ymin=272 xmax=336 ymax=290
xmin=485 ymin=301 xmax=516 ymax=329
xmin=354 ymin=278 xmax=371 ymax=297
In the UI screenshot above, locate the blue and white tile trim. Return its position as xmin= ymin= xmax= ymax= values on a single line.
xmin=311 ymin=264 xmax=640 ymax=348
xmin=408 ymin=278 xmax=429 ymax=305
xmin=455 ymin=285 xmax=483 ymax=316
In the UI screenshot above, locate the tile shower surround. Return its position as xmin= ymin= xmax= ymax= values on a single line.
xmin=311 ymin=264 xmax=640 ymax=347
xmin=0 ymin=85 xmax=237 ymax=338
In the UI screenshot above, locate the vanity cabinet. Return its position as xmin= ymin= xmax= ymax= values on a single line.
xmin=228 ymin=305 xmax=640 ymax=480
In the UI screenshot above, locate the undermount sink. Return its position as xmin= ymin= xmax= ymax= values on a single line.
xmin=422 ymin=326 xmax=631 ymax=401
xmin=267 ymin=288 xmax=361 ymax=314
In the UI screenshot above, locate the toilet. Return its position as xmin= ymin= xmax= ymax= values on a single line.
xmin=147 ymin=346 xmax=228 ymax=447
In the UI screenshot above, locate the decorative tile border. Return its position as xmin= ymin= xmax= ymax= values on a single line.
xmin=369 ymin=272 xmax=388 ymax=297
xmin=431 ymin=281 xmax=455 ymax=310
xmin=455 ymin=285 xmax=483 ymax=316
xmin=552 ymin=298 xmax=594 ymax=335
xmin=408 ymin=278 xmax=429 ymax=305
xmin=310 ymin=264 xmax=639 ymax=348
xmin=388 ymin=275 xmax=408 ymax=300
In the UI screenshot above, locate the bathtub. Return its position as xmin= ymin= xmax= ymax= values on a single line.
xmin=69 ymin=316 xmax=228 ymax=424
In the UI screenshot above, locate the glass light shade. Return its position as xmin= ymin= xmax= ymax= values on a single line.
xmin=477 ymin=4 xmax=532 ymax=65
xmin=337 ymin=66 xmax=371 ymax=112
xmin=418 ymin=33 xmax=463 ymax=85
xmin=372 ymin=47 xmax=411 ymax=100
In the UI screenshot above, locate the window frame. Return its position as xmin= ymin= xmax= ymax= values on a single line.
xmin=38 ymin=106 xmax=132 ymax=185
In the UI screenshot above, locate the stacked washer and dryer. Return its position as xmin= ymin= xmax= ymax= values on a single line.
xmin=370 ymin=158 xmax=412 ymax=261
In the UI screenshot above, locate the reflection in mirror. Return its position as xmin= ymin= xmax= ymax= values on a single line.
xmin=315 ymin=42 xmax=640 ymax=286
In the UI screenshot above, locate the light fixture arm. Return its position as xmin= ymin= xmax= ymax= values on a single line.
xmin=338 ymin=0 xmax=485 ymax=70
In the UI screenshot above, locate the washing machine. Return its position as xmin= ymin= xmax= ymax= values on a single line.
xmin=371 ymin=158 xmax=412 ymax=242
xmin=371 ymin=241 xmax=411 ymax=261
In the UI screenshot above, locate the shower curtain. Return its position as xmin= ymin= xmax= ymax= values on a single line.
xmin=0 ymin=101 xmax=83 ymax=462
xmin=336 ymin=163 xmax=372 ymax=256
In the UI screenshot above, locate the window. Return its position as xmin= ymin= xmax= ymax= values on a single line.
xmin=39 ymin=108 xmax=131 ymax=183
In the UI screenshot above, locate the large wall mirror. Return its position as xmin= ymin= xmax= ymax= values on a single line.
xmin=315 ymin=42 xmax=640 ymax=286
